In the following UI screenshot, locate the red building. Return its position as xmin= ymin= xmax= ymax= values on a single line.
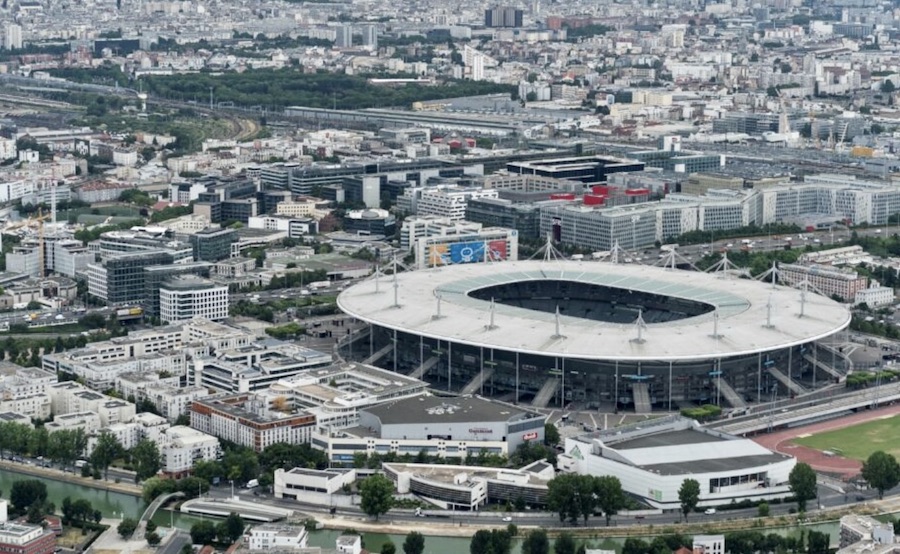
xmin=0 ymin=523 xmax=56 ymax=554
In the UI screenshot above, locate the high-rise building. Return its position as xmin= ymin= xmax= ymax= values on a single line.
xmin=463 ymin=45 xmax=485 ymax=81
xmin=87 ymin=250 xmax=174 ymax=305
xmin=362 ymin=25 xmax=377 ymax=49
xmin=4 ymin=24 xmax=22 ymax=50
xmin=335 ymin=25 xmax=353 ymax=48
xmin=484 ymin=6 xmax=523 ymax=27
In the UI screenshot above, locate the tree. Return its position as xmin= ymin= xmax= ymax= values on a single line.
xmin=594 ymin=475 xmax=624 ymax=526
xmin=132 ymin=438 xmax=160 ymax=481
xmin=403 ymin=531 xmax=425 ymax=554
xmin=26 ymin=503 xmax=43 ymax=524
xmin=146 ymin=531 xmax=161 ymax=546
xmin=90 ymin=431 xmax=122 ymax=480
xmin=758 ymin=502 xmax=770 ymax=517
xmin=118 ymin=518 xmax=138 ymax=539
xmin=544 ymin=423 xmax=560 ymax=446
xmin=862 ymin=451 xmax=900 ymax=499
xmin=789 ymin=462 xmax=817 ymax=511
xmin=381 ymin=542 xmax=396 ymax=554
xmin=521 ymin=529 xmax=549 ymax=554
xmin=359 ymin=474 xmax=394 ymax=521
xmin=10 ymin=480 xmax=47 ymax=512
xmin=190 ymin=520 xmax=217 ymax=545
xmin=882 ymin=79 xmax=896 ymax=94
xmin=808 ymin=530 xmax=829 ymax=554
xmin=470 ymin=530 xmax=494 ymax=554
xmin=221 ymin=513 xmax=245 ymax=543
xmin=678 ymin=479 xmax=700 ymax=521
xmin=555 ymin=533 xmax=577 ymax=554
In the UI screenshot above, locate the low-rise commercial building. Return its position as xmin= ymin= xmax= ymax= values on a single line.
xmin=274 ymin=468 xmax=356 ymax=497
xmin=245 ymin=524 xmax=309 ymax=551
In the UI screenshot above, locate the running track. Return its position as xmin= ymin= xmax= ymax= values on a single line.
xmin=752 ymin=403 xmax=900 ymax=478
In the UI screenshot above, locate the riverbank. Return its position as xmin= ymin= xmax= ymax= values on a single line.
xmin=0 ymin=460 xmax=142 ymax=497
xmin=311 ymin=501 xmax=893 ymax=540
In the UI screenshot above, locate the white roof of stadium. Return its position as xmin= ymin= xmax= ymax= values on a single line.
xmin=337 ymin=260 xmax=851 ymax=362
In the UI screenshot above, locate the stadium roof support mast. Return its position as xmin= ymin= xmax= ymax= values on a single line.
xmin=391 ymin=257 xmax=400 ymax=308
xmin=630 ymin=309 xmax=647 ymax=344
xmin=710 ymin=310 xmax=723 ymax=339
xmin=432 ymin=292 xmax=444 ymax=320
xmin=765 ymin=294 xmax=775 ymax=329
xmin=528 ymin=233 xmax=565 ymax=263
xmin=610 ymin=240 xmax=624 ymax=264
xmin=551 ymin=305 xmax=565 ymax=339
xmin=703 ymin=251 xmax=749 ymax=278
xmin=485 ymin=298 xmax=498 ymax=330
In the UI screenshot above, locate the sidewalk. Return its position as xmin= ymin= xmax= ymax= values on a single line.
xmin=0 ymin=461 xmax=142 ymax=496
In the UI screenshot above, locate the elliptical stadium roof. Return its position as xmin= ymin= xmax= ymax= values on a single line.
xmin=337 ymin=260 xmax=851 ymax=362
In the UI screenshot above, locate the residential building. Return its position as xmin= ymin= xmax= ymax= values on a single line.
xmin=193 ymin=341 xmax=333 ymax=393
xmin=246 ymin=524 xmax=309 ymax=551
xmin=778 ymin=264 xmax=868 ymax=302
xmin=840 ymin=515 xmax=895 ymax=548
xmin=4 ymin=24 xmax=22 ymax=50
xmin=0 ymin=364 xmax=56 ymax=420
xmin=45 ymin=411 xmax=102 ymax=434
xmin=0 ymin=522 xmax=56 ymax=554
xmin=48 ymin=382 xmax=136 ymax=426
xmin=484 ymin=6 xmax=523 ymax=27
xmin=159 ymin=276 xmax=229 ymax=324
xmin=693 ymin=536 xmax=725 ymax=554
xmin=190 ymin=393 xmax=316 ymax=451
xmin=855 ymin=286 xmax=894 ymax=308
xmin=161 ymin=425 xmax=222 ymax=478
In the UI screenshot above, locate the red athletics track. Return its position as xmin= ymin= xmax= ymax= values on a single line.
xmin=752 ymin=403 xmax=900 ymax=478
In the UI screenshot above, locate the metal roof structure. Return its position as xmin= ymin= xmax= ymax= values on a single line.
xmin=337 ymin=260 xmax=851 ymax=362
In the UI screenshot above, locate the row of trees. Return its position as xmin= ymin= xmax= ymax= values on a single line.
xmin=0 ymin=425 xmax=87 ymax=472
xmin=547 ymin=474 xmax=625 ymax=526
xmin=189 ymin=513 xmax=245 ymax=546
xmin=143 ymin=70 xmax=514 ymax=111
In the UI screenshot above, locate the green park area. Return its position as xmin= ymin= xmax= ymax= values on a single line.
xmin=792 ymin=415 xmax=900 ymax=461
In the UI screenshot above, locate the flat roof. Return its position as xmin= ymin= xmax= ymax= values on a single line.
xmin=612 ymin=429 xmax=726 ymax=450
xmin=642 ymin=453 xmax=791 ymax=476
xmin=364 ymin=395 xmax=537 ymax=425
xmin=338 ymin=260 xmax=851 ymax=362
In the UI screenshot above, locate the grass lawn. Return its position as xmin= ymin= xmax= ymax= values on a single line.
xmin=792 ymin=415 xmax=900 ymax=461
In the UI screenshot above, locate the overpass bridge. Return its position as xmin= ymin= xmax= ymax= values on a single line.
xmin=135 ymin=492 xmax=184 ymax=540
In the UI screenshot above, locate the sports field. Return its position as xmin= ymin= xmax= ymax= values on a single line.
xmin=792 ymin=415 xmax=900 ymax=461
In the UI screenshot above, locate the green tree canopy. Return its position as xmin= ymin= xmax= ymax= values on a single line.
xmin=594 ymin=475 xmax=625 ymax=526
xmin=133 ymin=438 xmax=161 ymax=482
xmin=118 ymin=518 xmax=138 ymax=539
xmin=90 ymin=431 xmax=123 ymax=480
xmin=359 ymin=474 xmax=394 ymax=521
xmin=678 ymin=478 xmax=701 ymax=521
xmin=789 ymin=462 xmax=817 ymax=511
xmin=403 ymin=531 xmax=425 ymax=554
xmin=10 ymin=480 xmax=47 ymax=512
xmin=521 ymin=529 xmax=549 ymax=554
xmin=190 ymin=520 xmax=217 ymax=545
xmin=862 ymin=451 xmax=900 ymax=499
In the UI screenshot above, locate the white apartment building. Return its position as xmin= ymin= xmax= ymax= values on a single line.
xmin=45 ymin=411 xmax=102 ymax=434
xmin=193 ymin=342 xmax=333 ymax=393
xmin=0 ymin=138 xmax=16 ymax=160
xmin=693 ymin=536 xmax=726 ymax=554
xmin=4 ymin=24 xmax=21 ymax=50
xmin=0 ymin=365 xmax=55 ymax=420
xmin=855 ymin=285 xmax=895 ymax=308
xmin=161 ymin=425 xmax=221 ymax=478
xmin=247 ymin=215 xmax=317 ymax=238
xmin=48 ymin=382 xmax=136 ymax=426
xmin=92 ymin=413 xmax=170 ymax=453
xmin=190 ymin=393 xmax=316 ymax=452
xmin=159 ymin=276 xmax=229 ymax=324
xmin=276 ymin=198 xmax=330 ymax=219
xmin=246 ymin=524 xmax=309 ymax=551
xmin=415 ymin=187 xmax=499 ymax=221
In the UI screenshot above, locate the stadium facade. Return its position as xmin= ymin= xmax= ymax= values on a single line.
xmin=337 ymin=261 xmax=851 ymax=412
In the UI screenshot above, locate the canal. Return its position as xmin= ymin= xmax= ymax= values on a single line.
xmin=0 ymin=470 xmax=854 ymax=554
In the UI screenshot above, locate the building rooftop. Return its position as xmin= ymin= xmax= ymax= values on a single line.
xmin=364 ymin=395 xmax=539 ymax=426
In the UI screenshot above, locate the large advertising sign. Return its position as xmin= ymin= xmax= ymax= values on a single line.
xmin=449 ymin=241 xmax=485 ymax=264
xmin=487 ymin=240 xmax=507 ymax=261
xmin=428 ymin=244 xmax=449 ymax=266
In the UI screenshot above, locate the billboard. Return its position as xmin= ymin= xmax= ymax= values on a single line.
xmin=487 ymin=240 xmax=507 ymax=261
xmin=449 ymin=241 xmax=485 ymax=264
xmin=427 ymin=244 xmax=449 ymax=266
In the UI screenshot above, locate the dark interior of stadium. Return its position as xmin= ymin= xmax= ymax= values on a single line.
xmin=467 ymin=279 xmax=715 ymax=324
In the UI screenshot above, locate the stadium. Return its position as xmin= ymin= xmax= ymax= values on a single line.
xmin=337 ymin=260 xmax=851 ymax=413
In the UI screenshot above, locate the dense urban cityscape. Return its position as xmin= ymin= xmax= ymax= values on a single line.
xmin=0 ymin=0 xmax=897 ymax=552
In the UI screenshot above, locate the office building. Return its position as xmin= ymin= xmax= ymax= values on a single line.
xmin=274 ymin=468 xmax=357 ymax=498
xmin=484 ymin=6 xmax=523 ymax=27
xmin=506 ymin=156 xmax=644 ymax=185
xmin=414 ymin=187 xmax=498 ymax=221
xmin=143 ymin=261 xmax=212 ymax=317
xmin=190 ymin=393 xmax=316 ymax=451
xmin=693 ymin=536 xmax=726 ymax=554
xmin=190 ymin=227 xmax=238 ymax=262
xmin=193 ymin=342 xmax=333 ymax=393
xmin=3 ymin=24 xmax=22 ymax=50
xmin=86 ymin=250 xmax=174 ymax=306
xmin=855 ymin=286 xmax=894 ymax=308
xmin=344 ymin=209 xmax=396 ymax=237
xmin=159 ymin=276 xmax=229 ymax=324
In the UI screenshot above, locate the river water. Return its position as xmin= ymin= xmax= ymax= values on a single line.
xmin=0 ymin=470 xmax=850 ymax=554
